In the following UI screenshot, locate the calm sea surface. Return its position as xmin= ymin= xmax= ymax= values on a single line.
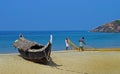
xmin=0 ymin=31 xmax=120 ymax=53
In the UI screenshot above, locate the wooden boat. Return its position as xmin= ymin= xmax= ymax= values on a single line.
xmin=13 ymin=35 xmax=52 ymax=64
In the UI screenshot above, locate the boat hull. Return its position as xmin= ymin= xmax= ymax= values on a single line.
xmin=18 ymin=43 xmax=51 ymax=64
xmin=13 ymin=36 xmax=52 ymax=64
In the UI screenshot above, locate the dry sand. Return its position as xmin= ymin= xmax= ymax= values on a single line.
xmin=0 ymin=48 xmax=120 ymax=74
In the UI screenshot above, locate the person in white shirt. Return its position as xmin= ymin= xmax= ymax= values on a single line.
xmin=65 ymin=38 xmax=69 ymax=50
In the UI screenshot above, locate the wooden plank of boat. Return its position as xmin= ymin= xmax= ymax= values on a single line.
xmin=13 ymin=35 xmax=52 ymax=64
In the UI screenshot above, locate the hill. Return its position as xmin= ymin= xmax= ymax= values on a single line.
xmin=91 ymin=20 xmax=120 ymax=32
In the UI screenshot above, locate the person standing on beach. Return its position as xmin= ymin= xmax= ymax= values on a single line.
xmin=79 ymin=37 xmax=86 ymax=51
xmin=65 ymin=38 xmax=69 ymax=50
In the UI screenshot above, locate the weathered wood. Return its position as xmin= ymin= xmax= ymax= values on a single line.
xmin=13 ymin=36 xmax=52 ymax=64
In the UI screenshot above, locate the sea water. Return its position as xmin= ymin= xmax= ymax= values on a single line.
xmin=0 ymin=31 xmax=120 ymax=53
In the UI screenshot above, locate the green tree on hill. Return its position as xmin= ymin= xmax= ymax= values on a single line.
xmin=114 ymin=20 xmax=120 ymax=25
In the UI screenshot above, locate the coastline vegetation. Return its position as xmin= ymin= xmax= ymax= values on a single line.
xmin=114 ymin=20 xmax=120 ymax=25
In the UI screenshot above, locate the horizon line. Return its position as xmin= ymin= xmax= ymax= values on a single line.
xmin=0 ymin=30 xmax=90 ymax=31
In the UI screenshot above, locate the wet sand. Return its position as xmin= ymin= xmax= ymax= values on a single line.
xmin=0 ymin=48 xmax=120 ymax=74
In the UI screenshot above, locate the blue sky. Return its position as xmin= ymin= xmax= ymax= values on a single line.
xmin=0 ymin=0 xmax=120 ymax=31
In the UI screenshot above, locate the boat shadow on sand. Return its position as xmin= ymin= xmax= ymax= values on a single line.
xmin=18 ymin=55 xmax=88 ymax=74
xmin=18 ymin=55 xmax=62 ymax=67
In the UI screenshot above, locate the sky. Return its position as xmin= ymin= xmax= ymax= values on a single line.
xmin=0 ymin=0 xmax=120 ymax=31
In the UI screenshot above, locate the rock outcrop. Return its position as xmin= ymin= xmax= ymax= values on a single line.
xmin=91 ymin=20 xmax=120 ymax=32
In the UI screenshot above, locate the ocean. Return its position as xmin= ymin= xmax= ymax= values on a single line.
xmin=0 ymin=31 xmax=120 ymax=53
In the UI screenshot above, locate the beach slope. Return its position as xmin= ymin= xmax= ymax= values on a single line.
xmin=0 ymin=49 xmax=120 ymax=74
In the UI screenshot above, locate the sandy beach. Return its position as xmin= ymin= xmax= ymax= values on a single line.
xmin=0 ymin=48 xmax=120 ymax=74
